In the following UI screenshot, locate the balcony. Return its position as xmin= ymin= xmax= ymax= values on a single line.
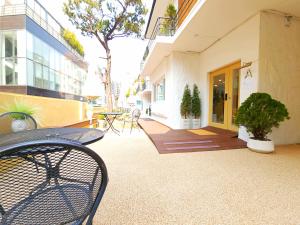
xmin=141 ymin=0 xmax=198 ymax=70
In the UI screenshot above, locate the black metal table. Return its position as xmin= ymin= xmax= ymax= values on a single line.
xmin=0 ymin=128 xmax=105 ymax=150
xmin=99 ymin=112 xmax=123 ymax=135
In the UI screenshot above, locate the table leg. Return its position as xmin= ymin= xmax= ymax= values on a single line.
xmin=104 ymin=115 xmax=120 ymax=135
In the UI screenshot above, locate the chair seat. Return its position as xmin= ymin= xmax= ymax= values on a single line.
xmin=1 ymin=184 xmax=93 ymax=225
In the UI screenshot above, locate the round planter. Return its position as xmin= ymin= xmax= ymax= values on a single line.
xmin=247 ymin=138 xmax=274 ymax=153
xmin=11 ymin=119 xmax=28 ymax=133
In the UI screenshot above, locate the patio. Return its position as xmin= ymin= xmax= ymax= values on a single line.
xmin=92 ymin=130 xmax=300 ymax=225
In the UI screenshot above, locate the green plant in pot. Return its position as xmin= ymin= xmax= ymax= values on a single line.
xmin=161 ymin=3 xmax=177 ymax=35
xmin=235 ymin=93 xmax=289 ymax=153
xmin=191 ymin=84 xmax=201 ymax=129
xmin=4 ymin=100 xmax=37 ymax=132
xmin=180 ymin=85 xmax=192 ymax=129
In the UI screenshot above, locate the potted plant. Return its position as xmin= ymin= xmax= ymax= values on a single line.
xmin=235 ymin=93 xmax=290 ymax=153
xmin=180 ymin=85 xmax=192 ymax=129
xmin=161 ymin=3 xmax=177 ymax=35
xmin=191 ymin=84 xmax=201 ymax=129
xmin=5 ymin=100 xmax=37 ymax=132
xmin=97 ymin=114 xmax=107 ymax=128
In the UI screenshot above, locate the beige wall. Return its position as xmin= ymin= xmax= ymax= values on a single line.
xmin=259 ymin=12 xmax=300 ymax=144
xmin=0 ymin=92 xmax=88 ymax=128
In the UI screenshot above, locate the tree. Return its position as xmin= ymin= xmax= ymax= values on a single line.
xmin=180 ymin=85 xmax=192 ymax=119
xmin=64 ymin=0 xmax=147 ymax=111
xmin=191 ymin=84 xmax=201 ymax=119
xmin=161 ymin=3 xmax=177 ymax=35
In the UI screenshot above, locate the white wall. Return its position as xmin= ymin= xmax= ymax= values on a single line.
xmin=149 ymin=52 xmax=200 ymax=128
xmin=169 ymin=52 xmax=200 ymax=128
xmin=198 ymin=14 xmax=261 ymax=140
xmin=149 ymin=55 xmax=172 ymax=126
xmin=148 ymin=14 xmax=261 ymax=134
xmin=259 ymin=12 xmax=300 ymax=144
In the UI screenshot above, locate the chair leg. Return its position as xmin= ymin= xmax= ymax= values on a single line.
xmin=122 ymin=121 xmax=125 ymax=132
xmin=130 ymin=122 xmax=133 ymax=134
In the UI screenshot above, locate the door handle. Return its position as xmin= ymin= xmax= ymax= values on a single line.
xmin=224 ymin=93 xmax=228 ymax=101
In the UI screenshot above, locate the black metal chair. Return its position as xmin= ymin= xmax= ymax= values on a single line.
xmin=0 ymin=112 xmax=37 ymax=135
xmin=122 ymin=109 xmax=141 ymax=133
xmin=0 ymin=139 xmax=108 ymax=225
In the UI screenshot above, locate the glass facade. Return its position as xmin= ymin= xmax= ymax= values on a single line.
xmin=0 ymin=29 xmax=87 ymax=96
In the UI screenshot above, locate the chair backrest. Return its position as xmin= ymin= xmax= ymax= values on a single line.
xmin=131 ymin=109 xmax=141 ymax=121
xmin=0 ymin=139 xmax=108 ymax=225
xmin=0 ymin=112 xmax=37 ymax=135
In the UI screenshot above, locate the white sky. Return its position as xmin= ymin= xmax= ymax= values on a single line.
xmin=38 ymin=0 xmax=152 ymax=83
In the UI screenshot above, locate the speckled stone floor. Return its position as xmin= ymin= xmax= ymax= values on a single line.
xmin=90 ymin=130 xmax=300 ymax=225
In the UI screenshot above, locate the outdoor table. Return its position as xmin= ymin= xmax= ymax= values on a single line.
xmin=0 ymin=127 xmax=105 ymax=149
xmin=99 ymin=112 xmax=123 ymax=135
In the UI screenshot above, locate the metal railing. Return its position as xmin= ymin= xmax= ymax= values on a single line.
xmin=0 ymin=1 xmax=84 ymax=60
xmin=141 ymin=0 xmax=198 ymax=69
xmin=142 ymin=17 xmax=174 ymax=62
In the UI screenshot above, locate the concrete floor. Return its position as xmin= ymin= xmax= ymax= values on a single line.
xmin=91 ymin=130 xmax=300 ymax=225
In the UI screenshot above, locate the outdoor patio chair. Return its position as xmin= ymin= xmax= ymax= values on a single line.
xmin=0 ymin=139 xmax=108 ymax=225
xmin=0 ymin=112 xmax=37 ymax=135
xmin=122 ymin=108 xmax=141 ymax=133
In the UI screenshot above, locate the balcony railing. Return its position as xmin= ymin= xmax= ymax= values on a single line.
xmin=141 ymin=0 xmax=198 ymax=69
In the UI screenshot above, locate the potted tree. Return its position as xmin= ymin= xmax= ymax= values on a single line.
xmin=191 ymin=84 xmax=201 ymax=129
xmin=235 ymin=93 xmax=290 ymax=153
xmin=180 ymin=85 xmax=192 ymax=129
xmin=5 ymin=100 xmax=37 ymax=132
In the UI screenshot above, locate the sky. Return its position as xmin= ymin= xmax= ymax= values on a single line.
xmin=38 ymin=0 xmax=152 ymax=83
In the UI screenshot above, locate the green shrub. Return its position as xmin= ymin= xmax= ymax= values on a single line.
xmin=235 ymin=93 xmax=290 ymax=140
xmin=180 ymin=85 xmax=192 ymax=119
xmin=98 ymin=114 xmax=105 ymax=120
xmin=191 ymin=84 xmax=201 ymax=119
xmin=62 ymin=29 xmax=85 ymax=56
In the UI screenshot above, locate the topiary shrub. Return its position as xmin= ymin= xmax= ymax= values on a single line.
xmin=235 ymin=92 xmax=290 ymax=140
xmin=191 ymin=84 xmax=201 ymax=119
xmin=180 ymin=85 xmax=192 ymax=119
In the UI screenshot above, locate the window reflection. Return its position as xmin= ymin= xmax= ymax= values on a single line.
xmin=0 ymin=30 xmax=86 ymax=95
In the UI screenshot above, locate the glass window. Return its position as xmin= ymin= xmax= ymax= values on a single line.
xmin=34 ymin=62 xmax=43 ymax=88
xmin=55 ymin=71 xmax=60 ymax=91
xmin=49 ymin=69 xmax=55 ymax=90
xmin=5 ymin=34 xmax=13 ymax=57
xmin=27 ymin=59 xmax=34 ymax=86
xmin=3 ymin=58 xmax=17 ymax=85
xmin=33 ymin=36 xmax=43 ymax=63
xmin=26 ymin=32 xmax=33 ymax=59
xmin=155 ymin=78 xmax=165 ymax=101
xmin=43 ymin=66 xmax=49 ymax=89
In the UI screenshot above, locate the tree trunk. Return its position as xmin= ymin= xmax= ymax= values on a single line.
xmin=105 ymin=49 xmax=113 ymax=111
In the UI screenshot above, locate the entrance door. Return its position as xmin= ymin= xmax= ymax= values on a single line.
xmin=209 ymin=61 xmax=240 ymax=131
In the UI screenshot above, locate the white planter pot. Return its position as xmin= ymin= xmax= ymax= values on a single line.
xmin=192 ymin=119 xmax=201 ymax=129
xmin=11 ymin=119 xmax=27 ymax=132
xmin=180 ymin=118 xmax=191 ymax=129
xmin=97 ymin=120 xmax=107 ymax=129
xmin=247 ymin=138 xmax=274 ymax=153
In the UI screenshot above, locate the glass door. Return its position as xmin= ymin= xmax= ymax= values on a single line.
xmin=209 ymin=61 xmax=240 ymax=130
